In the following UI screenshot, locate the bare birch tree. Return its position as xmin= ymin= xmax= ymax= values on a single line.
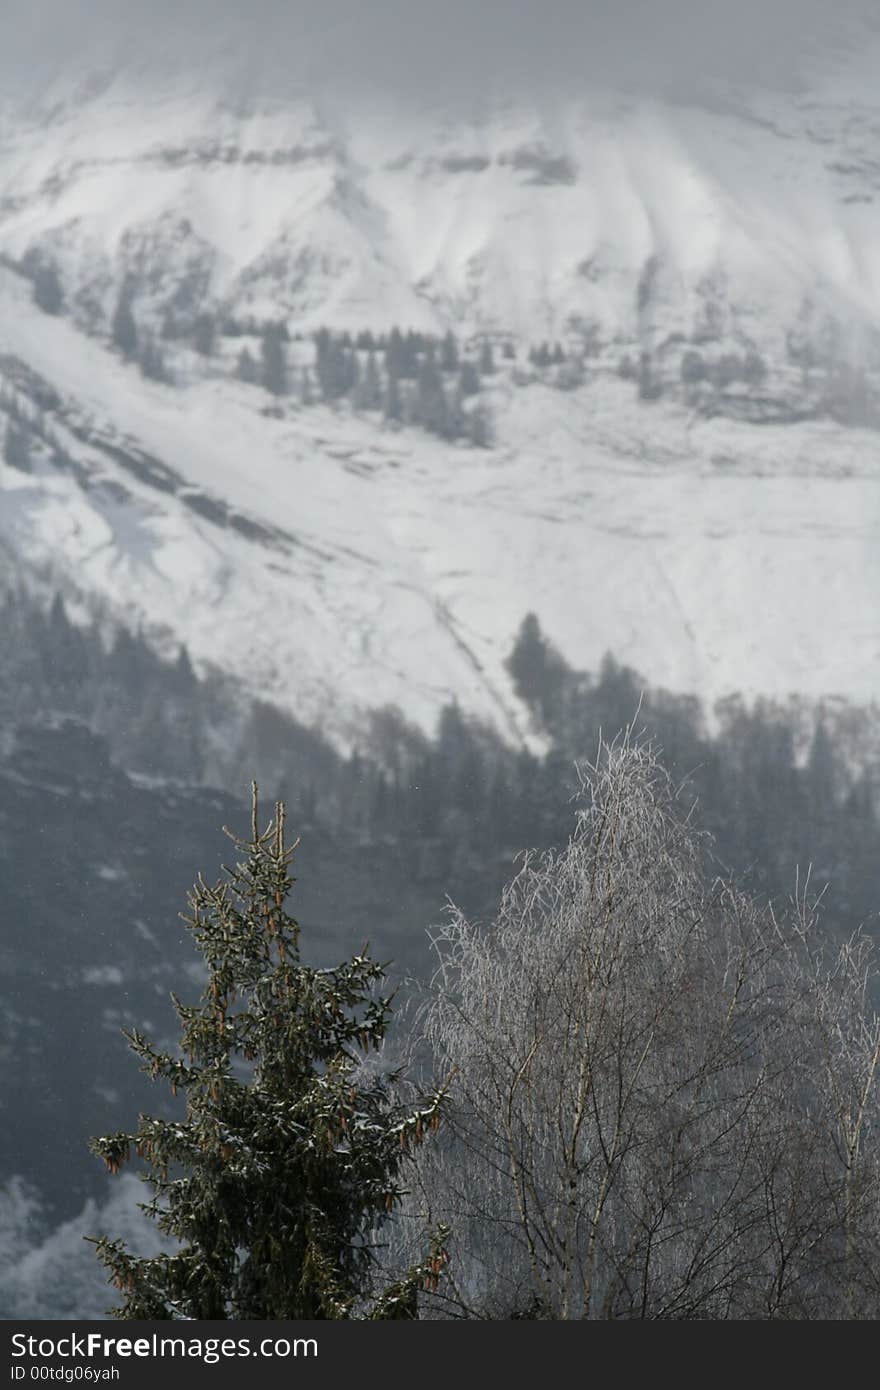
xmin=398 ymin=732 xmax=880 ymax=1319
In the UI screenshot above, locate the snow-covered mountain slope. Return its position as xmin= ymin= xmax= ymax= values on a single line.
xmin=1 ymin=59 xmax=879 ymax=740
xmin=3 ymin=61 xmax=880 ymax=352
xmin=1 ymin=258 xmax=877 ymax=742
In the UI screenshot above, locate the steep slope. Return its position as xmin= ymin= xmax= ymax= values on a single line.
xmin=1 ymin=62 xmax=879 ymax=738
xmin=2 ymin=260 xmax=878 ymax=738
xmin=3 ymin=62 xmax=880 ymax=349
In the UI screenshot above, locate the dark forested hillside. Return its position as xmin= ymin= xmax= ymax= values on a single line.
xmin=1 ymin=589 xmax=878 ymax=1230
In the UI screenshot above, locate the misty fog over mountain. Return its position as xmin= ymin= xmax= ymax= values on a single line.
xmin=4 ymin=0 xmax=878 ymax=98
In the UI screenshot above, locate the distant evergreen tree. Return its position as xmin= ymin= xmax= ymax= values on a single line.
xmin=638 ymin=350 xmax=661 ymax=401
xmin=32 ymin=263 xmax=64 ymax=316
xmin=363 ymin=351 xmax=382 ymax=409
xmin=89 ymin=790 xmax=449 ymax=1319
xmin=354 ymin=351 xmax=382 ymax=411
xmin=44 ymin=594 xmax=89 ymax=700
xmin=384 ymin=370 xmax=403 ymax=422
xmin=440 ymin=331 xmax=459 ymax=373
xmin=111 ymin=283 xmax=139 ymax=360
xmin=193 ymin=312 xmax=217 ymax=357
xmin=458 ymin=361 xmax=481 ymax=397
xmin=385 ymin=327 xmax=406 ymax=380
xmin=467 ymin=403 xmax=492 ymax=448
xmin=823 ymin=363 xmax=873 ymax=427
xmin=106 ymin=626 xmax=153 ymax=694
xmin=403 ymin=332 xmax=422 ymax=377
xmin=139 ymin=334 xmax=170 ymax=384
xmin=713 ymin=354 xmax=743 ymax=390
xmin=3 ymin=421 xmax=32 ymax=473
xmin=314 ymin=330 xmax=357 ymax=401
xmin=555 ymin=355 xmax=585 ymax=391
xmin=806 ymin=720 xmax=840 ymax=851
xmin=169 ymin=644 xmax=197 ymax=697
xmin=681 ymin=349 xmax=706 ymax=385
xmin=237 ymin=348 xmax=258 ymax=384
xmin=261 ymin=324 xmax=288 ymax=396
xmin=479 ymin=340 xmax=495 ymax=375
xmin=345 ymin=348 xmax=360 ymax=396
xmin=743 ymin=350 xmax=768 ymax=387
xmin=592 ymin=654 xmax=644 ymax=735
xmin=447 ymin=386 xmax=467 ymax=439
xmin=505 ymin=613 xmax=566 ymax=725
xmin=415 ymin=356 xmax=451 ymax=437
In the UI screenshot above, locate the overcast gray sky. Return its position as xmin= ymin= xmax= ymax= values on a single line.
xmin=2 ymin=1 xmax=877 ymax=101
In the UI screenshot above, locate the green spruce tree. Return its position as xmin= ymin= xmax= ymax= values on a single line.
xmin=89 ymin=788 xmax=449 ymax=1319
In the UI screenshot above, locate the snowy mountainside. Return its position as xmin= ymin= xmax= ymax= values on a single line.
xmin=4 ymin=66 xmax=880 ymax=354
xmin=1 ymin=259 xmax=877 ymax=742
xmin=1 ymin=64 xmax=880 ymax=739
